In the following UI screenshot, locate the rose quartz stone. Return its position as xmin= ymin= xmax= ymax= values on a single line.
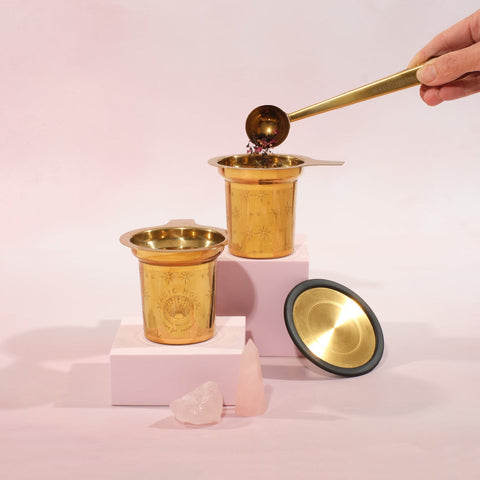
xmin=235 ymin=339 xmax=267 ymax=416
xmin=170 ymin=381 xmax=223 ymax=425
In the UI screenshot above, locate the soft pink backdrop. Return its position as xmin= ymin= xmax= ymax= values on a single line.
xmin=1 ymin=1 xmax=479 ymax=479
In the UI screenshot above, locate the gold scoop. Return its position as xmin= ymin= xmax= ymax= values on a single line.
xmin=245 ymin=62 xmax=426 ymax=149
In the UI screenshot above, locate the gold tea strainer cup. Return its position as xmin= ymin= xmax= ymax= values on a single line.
xmin=120 ymin=219 xmax=227 ymax=345
xmin=209 ymin=154 xmax=342 ymax=259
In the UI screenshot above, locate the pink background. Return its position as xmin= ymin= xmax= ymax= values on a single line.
xmin=1 ymin=1 xmax=479 ymax=479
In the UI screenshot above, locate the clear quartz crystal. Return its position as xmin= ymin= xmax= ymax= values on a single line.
xmin=170 ymin=381 xmax=223 ymax=425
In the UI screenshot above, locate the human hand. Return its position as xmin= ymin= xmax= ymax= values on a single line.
xmin=408 ymin=9 xmax=480 ymax=106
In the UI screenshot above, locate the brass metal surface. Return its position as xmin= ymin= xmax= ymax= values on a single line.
xmin=209 ymin=154 xmax=342 ymax=259
xmin=292 ymin=287 xmax=376 ymax=368
xmin=120 ymin=220 xmax=227 ymax=345
xmin=245 ymin=105 xmax=290 ymax=150
xmin=245 ymin=63 xmax=424 ymax=148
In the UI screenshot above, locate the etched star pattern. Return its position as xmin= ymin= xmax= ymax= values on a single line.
xmin=269 ymin=207 xmax=279 ymax=217
xmin=244 ymin=228 xmax=256 ymax=240
xmin=160 ymin=271 xmax=175 ymax=284
xmin=256 ymin=226 xmax=271 ymax=240
xmin=255 ymin=191 xmax=271 ymax=202
xmin=179 ymin=271 xmax=192 ymax=284
xmin=285 ymin=202 xmax=294 ymax=214
xmin=241 ymin=191 xmax=251 ymax=201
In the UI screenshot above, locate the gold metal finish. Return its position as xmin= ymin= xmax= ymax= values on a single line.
xmin=209 ymin=154 xmax=343 ymax=259
xmin=246 ymin=63 xmax=424 ymax=148
xmin=292 ymin=287 xmax=376 ymax=368
xmin=120 ymin=219 xmax=227 ymax=345
xmin=245 ymin=105 xmax=290 ymax=150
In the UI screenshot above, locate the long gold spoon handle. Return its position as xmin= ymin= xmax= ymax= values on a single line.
xmin=288 ymin=64 xmax=423 ymax=122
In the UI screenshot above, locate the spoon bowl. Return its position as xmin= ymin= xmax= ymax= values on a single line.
xmin=245 ymin=105 xmax=290 ymax=150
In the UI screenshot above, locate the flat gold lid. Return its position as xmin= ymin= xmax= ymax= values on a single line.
xmin=284 ymin=279 xmax=384 ymax=376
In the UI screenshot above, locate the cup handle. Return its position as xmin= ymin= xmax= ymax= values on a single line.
xmin=296 ymin=155 xmax=345 ymax=167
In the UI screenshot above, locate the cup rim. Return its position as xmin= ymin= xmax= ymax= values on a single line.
xmin=208 ymin=154 xmax=344 ymax=170
xmin=120 ymin=224 xmax=227 ymax=253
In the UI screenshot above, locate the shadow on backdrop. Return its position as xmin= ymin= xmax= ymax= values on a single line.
xmin=0 ymin=319 xmax=120 ymax=409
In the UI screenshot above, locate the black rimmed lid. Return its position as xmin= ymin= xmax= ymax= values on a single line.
xmin=284 ymin=279 xmax=384 ymax=377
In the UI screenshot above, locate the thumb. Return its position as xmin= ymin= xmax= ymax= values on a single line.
xmin=417 ymin=44 xmax=480 ymax=85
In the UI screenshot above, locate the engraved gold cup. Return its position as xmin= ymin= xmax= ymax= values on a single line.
xmin=120 ymin=219 xmax=227 ymax=345
xmin=209 ymin=154 xmax=343 ymax=259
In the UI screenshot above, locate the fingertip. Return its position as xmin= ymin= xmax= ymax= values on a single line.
xmin=417 ymin=64 xmax=437 ymax=85
xmin=420 ymin=86 xmax=443 ymax=106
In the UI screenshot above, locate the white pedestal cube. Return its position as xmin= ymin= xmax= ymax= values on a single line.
xmin=110 ymin=316 xmax=246 ymax=406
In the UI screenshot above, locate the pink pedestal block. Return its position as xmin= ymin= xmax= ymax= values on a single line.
xmin=110 ymin=316 xmax=246 ymax=406
xmin=216 ymin=237 xmax=309 ymax=357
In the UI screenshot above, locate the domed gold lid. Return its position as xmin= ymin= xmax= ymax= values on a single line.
xmin=284 ymin=279 xmax=384 ymax=376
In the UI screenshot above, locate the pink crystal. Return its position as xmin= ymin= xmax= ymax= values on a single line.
xmin=235 ymin=339 xmax=267 ymax=416
xmin=170 ymin=381 xmax=223 ymax=425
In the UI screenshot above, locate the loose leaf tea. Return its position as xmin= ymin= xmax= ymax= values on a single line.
xmin=244 ymin=148 xmax=283 ymax=168
xmin=246 ymin=140 xmax=271 ymax=156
